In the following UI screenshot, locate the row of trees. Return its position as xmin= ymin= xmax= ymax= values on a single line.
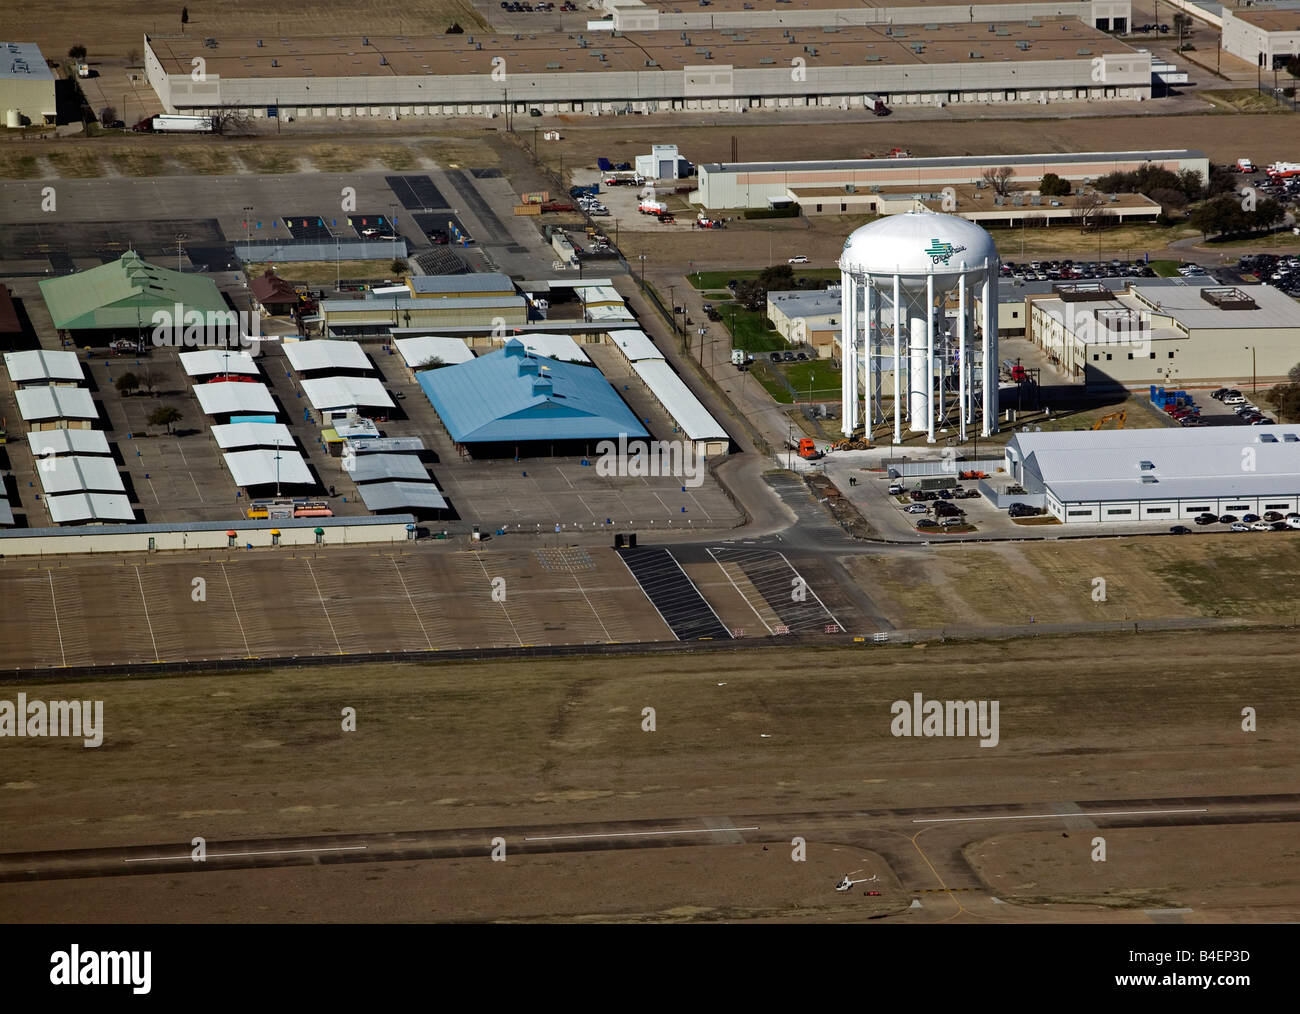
xmin=116 ymin=372 xmax=183 ymax=432
xmin=1186 ymin=193 xmax=1286 ymax=239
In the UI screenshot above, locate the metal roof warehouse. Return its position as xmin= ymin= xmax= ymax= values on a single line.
xmin=416 ymin=339 xmax=649 ymax=450
xmin=1006 ymin=426 xmax=1300 ymax=524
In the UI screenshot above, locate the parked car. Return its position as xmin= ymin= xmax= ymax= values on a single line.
xmin=1263 ymin=511 xmax=1284 ymax=522
xmin=1219 ymin=514 xmax=1239 ymax=524
xmin=1251 ymin=520 xmax=1273 ymax=531
xmin=1242 ymin=513 xmax=1261 ymax=523
xmin=788 ymin=255 xmax=809 ymax=264
xmin=916 ymin=518 xmax=939 ymax=529
xmin=1194 ymin=513 xmax=1218 ymax=525
xmin=905 ymin=503 xmax=928 ymax=514
xmin=939 ymin=517 xmax=966 ymax=527
xmin=1287 ymin=517 xmax=1300 ymax=529
xmin=1223 ymin=394 xmax=1246 ymax=405
xmin=1210 ymin=388 xmax=1229 ymax=400
xmin=1169 ymin=525 xmax=1192 ymax=534
xmin=1270 ymin=521 xmax=1289 ymax=531
xmin=888 ymin=484 xmax=905 ymax=496
xmin=1230 ymin=522 xmax=1251 ymax=532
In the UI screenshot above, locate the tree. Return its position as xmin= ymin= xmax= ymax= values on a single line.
xmin=1074 ymin=190 xmax=1106 ymax=232
xmin=1287 ymin=56 xmax=1300 ymax=80
xmin=736 ymin=264 xmax=794 ymax=312
xmin=68 ymin=45 xmax=87 ymax=60
xmin=99 ymin=105 xmax=118 ymax=127
xmin=125 ymin=47 xmax=141 ymax=67
xmin=1266 ymin=383 xmax=1300 ymax=423
xmin=391 ymin=258 xmax=409 ymax=275
xmin=446 ymin=22 xmax=465 ymax=34
xmin=115 ymin=372 xmax=140 ymax=397
xmin=181 ymin=6 xmax=189 ymax=25
xmin=981 ymin=166 xmax=1015 ymax=196
xmin=1287 ymin=362 xmax=1300 ymax=386
xmin=209 ymin=105 xmax=253 ymax=136
xmin=416 ymin=356 xmax=448 ymax=370
xmin=148 ymin=405 xmax=182 ymax=434
xmin=1040 ymin=173 xmax=1071 ymax=197
xmin=139 ymin=366 xmax=157 ymax=395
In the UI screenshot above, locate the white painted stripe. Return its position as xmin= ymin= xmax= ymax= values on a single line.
xmin=305 ymin=558 xmax=344 ymax=653
xmin=47 ymin=570 xmax=66 ymax=667
xmin=124 ymin=845 xmax=367 ymax=863
xmin=707 ymin=547 xmax=773 ymax=634
xmin=913 ymin=807 xmax=1209 ymax=824
xmin=524 ymin=826 xmax=759 ymax=842
xmin=133 ymin=565 xmax=160 ymax=662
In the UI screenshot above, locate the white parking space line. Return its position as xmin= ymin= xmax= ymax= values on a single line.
xmin=392 ymin=557 xmax=435 ymax=651
xmin=47 ymin=571 xmax=66 ymax=667
xmin=707 ymin=547 xmax=773 ymax=634
xmin=304 ymin=558 xmax=344 ymax=654
xmin=571 ymin=574 xmax=615 ymax=641
xmin=220 ymin=562 xmax=252 ymax=657
xmin=132 ymin=565 xmax=160 ymax=662
xmin=470 ymin=551 xmax=523 ymax=646
xmin=777 ymin=552 xmax=844 ymax=632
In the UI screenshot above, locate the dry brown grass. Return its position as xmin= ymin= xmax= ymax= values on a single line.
xmin=170 ymin=145 xmax=236 ymax=174
xmin=44 ymin=149 xmax=104 ymax=178
xmin=230 ymin=144 xmax=299 ymax=174
xmin=0 ymin=150 xmax=41 ymax=178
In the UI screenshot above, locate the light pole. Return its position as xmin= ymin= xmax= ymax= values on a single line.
xmin=1245 ymin=345 xmax=1257 ymax=395
xmin=175 ymin=232 xmax=188 ymax=271
xmin=668 ymin=284 xmax=677 ymax=336
xmin=242 ymin=205 xmax=253 ymax=246
xmin=638 ymin=254 xmax=646 ymax=290
xmin=389 ymin=202 xmax=400 ymax=263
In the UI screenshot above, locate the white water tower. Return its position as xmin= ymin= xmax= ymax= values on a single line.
xmin=838 ymin=210 xmax=1000 ymax=444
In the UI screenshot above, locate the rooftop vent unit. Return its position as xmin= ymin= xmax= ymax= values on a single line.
xmin=1030 ymin=194 xmax=1041 ymax=205
xmin=1140 ymin=474 xmax=1158 ymax=484
xmin=363 ymin=37 xmax=370 ymax=45
xmin=271 ymin=58 xmax=279 ymax=67
xmin=996 ymin=29 xmax=1011 ymax=36
xmin=1260 ymin=433 xmax=1278 ymax=443
xmin=1139 ymin=460 xmax=1155 ymax=470
xmin=256 ymin=39 xmax=263 ymax=47
xmin=380 ymin=55 xmax=388 ymax=64
xmin=1077 ymin=48 xmax=1092 ymax=55
xmin=968 ymin=50 xmax=983 ymax=58
xmin=993 ymin=195 xmax=1004 ymax=206
xmin=924 ymin=23 xmax=938 ymax=30
xmin=1016 ymin=40 xmax=1030 ymax=50
xmin=546 ymin=61 xmax=561 ymax=69
xmin=646 ymin=58 xmax=659 ymax=66
xmin=204 ymin=37 xmax=217 ymax=48
xmin=864 ymin=54 xmax=881 ymax=61
xmin=1027 ymin=19 xmax=1041 ymax=27
xmin=1285 ymin=433 xmax=1299 ymax=442
xmin=823 ymin=26 xmax=838 ymax=33
xmin=758 ymin=56 xmax=775 ymax=64
xmin=989 ymin=23 xmax=997 ymax=32
xmin=910 ymin=42 xmax=925 ymax=53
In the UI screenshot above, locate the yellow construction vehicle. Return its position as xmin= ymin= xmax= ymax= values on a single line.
xmin=831 ymin=438 xmax=871 ymax=451
xmin=1092 ymin=410 xmax=1126 ymax=430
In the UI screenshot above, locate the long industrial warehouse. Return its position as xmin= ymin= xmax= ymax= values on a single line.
xmin=144 ymin=20 xmax=1152 ymax=118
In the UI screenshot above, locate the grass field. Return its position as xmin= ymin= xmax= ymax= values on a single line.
xmin=846 ymin=535 xmax=1300 ymax=629
xmin=988 ymin=223 xmax=1199 ymax=258
xmin=106 ymin=147 xmax=168 ymax=177
xmin=302 ymin=143 xmax=368 ymax=173
xmin=0 ymin=150 xmax=40 ymax=178
xmin=1197 ymin=89 xmax=1290 ymax=114
xmin=44 ymin=150 xmax=103 ymax=178
xmin=1 ymin=629 xmax=1296 ymax=921
xmin=721 ymin=305 xmax=786 ymax=353
xmin=1148 ymin=259 xmax=1181 ymax=277
xmin=170 ymin=146 xmax=237 ymax=174
xmin=689 ymin=269 xmax=839 ymax=290
xmin=232 ymin=145 xmax=300 ymax=174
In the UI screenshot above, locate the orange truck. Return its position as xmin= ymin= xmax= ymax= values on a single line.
xmin=797 ymin=438 xmax=823 ymax=460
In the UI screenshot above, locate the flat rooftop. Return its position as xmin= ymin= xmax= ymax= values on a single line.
xmin=148 ymin=20 xmax=1135 ymax=77
xmin=1234 ymin=10 xmax=1300 ymax=31
xmin=0 ymin=41 xmax=54 ymax=82
xmin=636 ymin=0 xmax=1088 ymax=12
xmin=705 ymin=148 xmax=1203 ymax=175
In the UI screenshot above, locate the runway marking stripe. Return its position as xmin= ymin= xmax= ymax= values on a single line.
xmin=524 ymin=826 xmax=759 ymax=842
xmin=913 ymin=807 xmax=1209 ymax=824
xmin=124 ymin=845 xmax=367 ymax=863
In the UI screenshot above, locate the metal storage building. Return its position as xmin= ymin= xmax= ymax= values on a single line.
xmin=284 ymin=339 xmax=372 ymax=374
xmin=16 ymin=386 xmax=98 ymax=429
xmin=4 ymin=349 xmax=85 ymax=386
xmin=630 ymin=358 xmax=730 ymax=456
xmin=0 ymin=42 xmax=57 ymax=125
xmin=1006 ymin=426 xmax=1300 ymax=523
xmin=45 ymin=493 xmax=135 ymax=525
xmin=417 ymin=339 xmax=648 ymax=451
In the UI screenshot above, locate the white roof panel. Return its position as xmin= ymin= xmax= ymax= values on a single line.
xmin=15 ymin=385 xmax=97 ymax=421
xmin=223 ymin=448 xmax=314 ymax=487
xmin=46 ymin=492 xmax=135 ymax=524
xmin=631 ymin=359 xmax=728 ymax=442
xmin=586 ymin=303 xmax=636 ymax=322
xmin=27 ymin=429 xmax=110 ymax=457
xmin=38 ymin=455 xmax=126 ymax=495
xmin=345 ymin=452 xmax=429 ymax=484
xmin=4 ymin=350 xmax=85 ymax=384
xmin=284 ymin=340 xmax=372 ymax=373
xmin=301 ymin=376 xmax=394 ymax=412
xmin=608 ymin=329 xmax=665 ymax=363
xmin=358 ymin=481 xmax=448 ymax=512
xmin=193 ymin=381 xmax=277 ymax=416
xmin=179 ymin=349 xmax=259 ymax=377
xmin=516 ymin=334 xmax=591 ymax=364
xmin=394 ymin=336 xmax=475 ymax=368
xmin=210 ymin=422 xmax=295 ymax=449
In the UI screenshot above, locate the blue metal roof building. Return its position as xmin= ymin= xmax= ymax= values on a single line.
xmin=417 ymin=339 xmax=648 ymax=446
